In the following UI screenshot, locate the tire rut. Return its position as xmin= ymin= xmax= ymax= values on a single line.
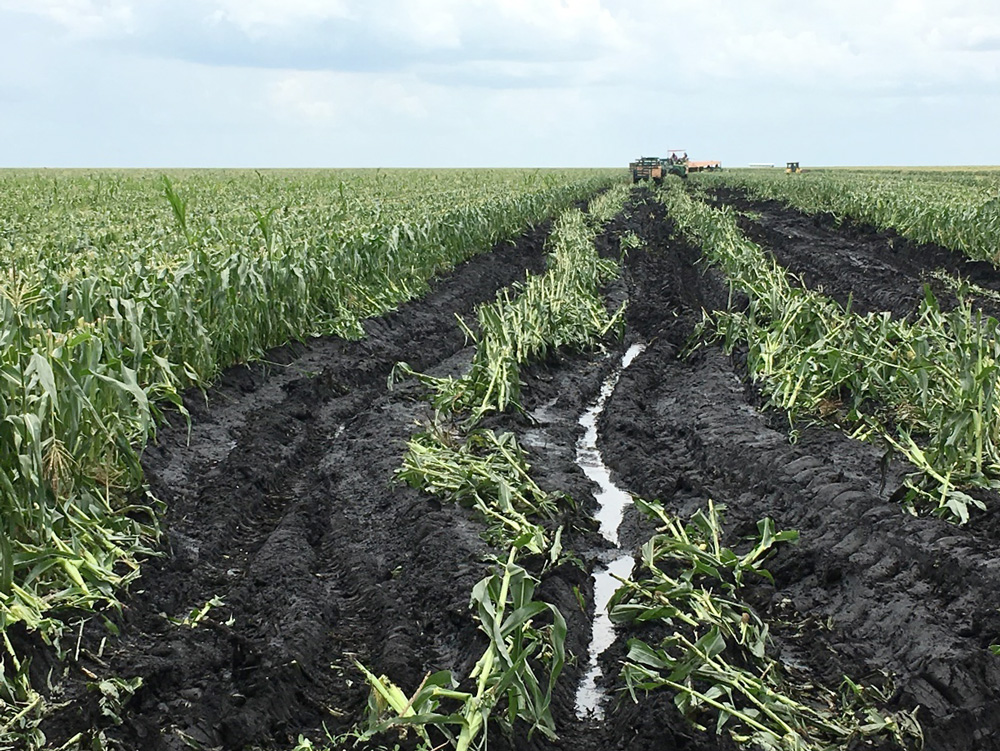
xmin=595 ymin=194 xmax=1000 ymax=750
xmin=708 ymin=186 xmax=1000 ymax=320
xmin=40 ymin=223 xmax=555 ymax=750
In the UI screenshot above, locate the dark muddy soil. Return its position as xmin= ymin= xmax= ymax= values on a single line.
xmin=35 ymin=221 xmax=581 ymax=751
xmin=593 ymin=190 xmax=1000 ymax=750
xmin=33 ymin=187 xmax=1000 ymax=751
xmin=705 ymin=187 xmax=1000 ymax=537
xmin=707 ymin=187 xmax=1000 ymax=320
xmin=36 ymin=204 xmax=736 ymax=751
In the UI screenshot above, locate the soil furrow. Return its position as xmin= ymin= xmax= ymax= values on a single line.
xmin=36 ymin=187 xmax=1000 ymax=751
xmin=707 ymin=187 xmax=1000 ymax=321
xmin=595 ymin=193 xmax=1000 ymax=750
xmin=39 ymin=223 xmax=557 ymax=749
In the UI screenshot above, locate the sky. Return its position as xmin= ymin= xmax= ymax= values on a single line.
xmin=1 ymin=0 xmax=999 ymax=168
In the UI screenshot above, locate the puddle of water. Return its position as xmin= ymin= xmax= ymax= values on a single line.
xmin=530 ymin=397 xmax=560 ymax=425
xmin=523 ymin=397 xmax=565 ymax=449
xmin=520 ymin=429 xmax=550 ymax=449
xmin=575 ymin=553 xmax=633 ymax=720
xmin=577 ymin=344 xmax=645 ymax=546
xmin=574 ymin=342 xmax=645 ymax=721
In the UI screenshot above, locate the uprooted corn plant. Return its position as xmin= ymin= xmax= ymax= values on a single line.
xmin=611 ymin=499 xmax=923 ymax=750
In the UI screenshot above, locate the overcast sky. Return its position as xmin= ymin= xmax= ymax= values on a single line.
xmin=1 ymin=0 xmax=999 ymax=167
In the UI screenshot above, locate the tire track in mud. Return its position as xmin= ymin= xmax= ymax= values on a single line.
xmin=40 ymin=224 xmax=561 ymax=750
xmin=503 ymin=198 xmax=744 ymax=751
xmin=705 ymin=185 xmax=1000 ymax=539
xmin=708 ymin=187 xmax=1000 ymax=320
xmin=590 ymin=192 xmax=1000 ymax=750
xmin=41 ymin=188 xmax=1000 ymax=751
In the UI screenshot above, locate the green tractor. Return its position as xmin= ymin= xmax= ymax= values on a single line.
xmin=629 ymin=153 xmax=689 ymax=184
xmin=661 ymin=151 xmax=689 ymax=178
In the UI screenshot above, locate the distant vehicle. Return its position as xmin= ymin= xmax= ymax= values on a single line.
xmin=786 ymin=162 xmax=803 ymax=174
xmin=661 ymin=150 xmax=691 ymax=179
xmin=630 ymin=152 xmax=721 ymax=182
xmin=629 ymin=156 xmax=665 ymax=184
xmin=687 ymin=160 xmax=723 ymax=173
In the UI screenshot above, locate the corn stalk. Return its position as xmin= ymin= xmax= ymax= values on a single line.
xmin=355 ymin=184 xmax=632 ymax=749
xmin=693 ymin=168 xmax=1000 ymax=264
xmin=0 ymin=168 xmax=625 ymax=746
xmin=660 ymin=180 xmax=1000 ymax=523
xmin=611 ymin=500 xmax=922 ymax=750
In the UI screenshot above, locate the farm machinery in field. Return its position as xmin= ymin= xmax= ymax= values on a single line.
xmin=630 ymin=156 xmax=669 ymax=184
xmin=630 ymin=152 xmax=722 ymax=183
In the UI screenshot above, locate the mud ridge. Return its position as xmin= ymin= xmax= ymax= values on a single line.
xmin=38 ymin=221 xmax=579 ymax=750
xmin=597 ymin=191 xmax=1000 ymax=750
xmin=708 ymin=186 xmax=1000 ymax=320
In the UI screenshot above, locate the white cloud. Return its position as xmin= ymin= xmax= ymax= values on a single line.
xmin=268 ymin=75 xmax=339 ymax=124
xmin=3 ymin=0 xmax=628 ymax=77
xmin=267 ymin=70 xmax=429 ymax=127
xmin=3 ymin=0 xmax=1000 ymax=166
xmin=0 ymin=0 xmax=133 ymax=37
xmin=201 ymin=0 xmax=622 ymax=56
xmin=608 ymin=0 xmax=1000 ymax=95
xmin=206 ymin=0 xmax=353 ymax=36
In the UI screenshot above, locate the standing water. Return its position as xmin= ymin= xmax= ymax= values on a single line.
xmin=574 ymin=343 xmax=646 ymax=720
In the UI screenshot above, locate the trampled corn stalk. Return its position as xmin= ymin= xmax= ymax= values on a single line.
xmin=355 ymin=549 xmax=566 ymax=751
xmin=692 ymin=169 xmax=1000 ymax=265
xmin=611 ymin=500 xmax=922 ymax=750
xmin=0 ymin=168 xmax=624 ymax=746
xmin=354 ymin=184 xmax=631 ymax=749
xmin=394 ymin=184 xmax=632 ymax=421
xmin=398 ymin=427 xmax=565 ymax=556
xmin=659 ymin=181 xmax=1000 ymax=523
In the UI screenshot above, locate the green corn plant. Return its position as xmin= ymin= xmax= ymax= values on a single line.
xmin=356 ymin=549 xmax=567 ymax=751
xmin=0 ymin=168 xmax=626 ymax=742
xmin=693 ymin=168 xmax=1000 ymax=264
xmin=660 ymin=181 xmax=1000 ymax=523
xmin=161 ymin=175 xmax=193 ymax=247
xmin=611 ymin=500 xmax=922 ymax=750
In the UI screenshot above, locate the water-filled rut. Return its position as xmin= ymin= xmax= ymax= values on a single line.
xmin=572 ymin=343 xmax=645 ymax=720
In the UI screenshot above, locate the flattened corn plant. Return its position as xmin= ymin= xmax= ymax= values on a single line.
xmin=352 ymin=184 xmax=632 ymax=750
xmin=393 ymin=184 xmax=630 ymax=421
xmin=611 ymin=499 xmax=923 ymax=750
xmin=0 ymin=168 xmax=622 ymax=746
xmin=398 ymin=427 xmax=564 ymax=555
xmin=692 ymin=168 xmax=1000 ymax=264
xmin=659 ymin=180 xmax=1000 ymax=523
xmin=354 ymin=549 xmax=567 ymax=751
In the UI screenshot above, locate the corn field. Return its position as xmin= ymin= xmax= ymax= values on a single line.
xmin=6 ymin=167 xmax=999 ymax=751
xmin=692 ymin=168 xmax=1000 ymax=263
xmin=660 ymin=179 xmax=1000 ymax=522
xmin=0 ymin=168 xmax=619 ymax=650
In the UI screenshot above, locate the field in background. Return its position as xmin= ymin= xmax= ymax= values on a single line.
xmin=695 ymin=167 xmax=1000 ymax=263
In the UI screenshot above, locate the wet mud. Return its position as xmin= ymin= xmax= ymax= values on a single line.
xmin=34 ymin=188 xmax=1000 ymax=751
xmin=595 ymin=191 xmax=1000 ymax=750
xmin=708 ymin=187 xmax=1000 ymax=320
